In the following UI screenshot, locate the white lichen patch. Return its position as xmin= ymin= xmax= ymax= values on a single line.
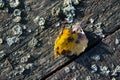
xmin=13 ymin=9 xmax=21 ymax=16
xmin=91 ymin=64 xmax=98 ymax=73
xmin=25 ymin=63 xmax=33 ymax=69
xmin=111 ymin=77 xmax=116 ymax=80
xmin=0 ymin=0 xmax=5 ymax=8
xmin=51 ymin=7 xmax=61 ymax=16
xmin=100 ymin=66 xmax=110 ymax=76
xmin=72 ymin=0 xmax=80 ymax=5
xmin=55 ymin=22 xmax=60 ymax=27
xmin=8 ymin=63 xmax=33 ymax=79
xmin=22 ymin=25 xmax=27 ymax=30
xmin=38 ymin=17 xmax=45 ymax=26
xmin=71 ymin=65 xmax=76 ymax=70
xmin=13 ymin=16 xmax=21 ymax=22
xmin=21 ymin=54 xmax=30 ymax=63
xmin=91 ymin=55 xmax=100 ymax=61
xmin=28 ymin=37 xmax=38 ymax=48
xmin=33 ymin=16 xmax=40 ymax=23
xmin=71 ymin=77 xmax=77 ymax=80
xmin=12 ymin=25 xmax=22 ymax=36
xmin=21 ymin=57 xmax=28 ymax=63
xmin=0 ymin=38 xmax=3 ymax=44
xmin=34 ymin=16 xmax=46 ymax=29
xmin=63 ymin=0 xmax=72 ymax=7
xmin=13 ymin=50 xmax=23 ymax=57
xmin=115 ymin=65 xmax=120 ymax=73
xmin=12 ymin=9 xmax=22 ymax=23
xmin=27 ymin=29 xmax=32 ymax=33
xmin=6 ymin=36 xmax=19 ymax=46
xmin=64 ymin=66 xmax=70 ymax=73
xmin=111 ymin=65 xmax=120 ymax=76
xmin=86 ymin=76 xmax=92 ymax=80
xmin=15 ymin=65 xmax=25 ymax=74
xmin=0 ymin=59 xmax=7 ymax=68
xmin=94 ymin=22 xmax=105 ymax=38
xmin=89 ymin=18 xmax=94 ymax=24
xmin=63 ymin=0 xmax=76 ymax=23
xmin=115 ymin=38 xmax=119 ymax=45
xmin=0 ymin=50 xmax=5 ymax=59
xmin=51 ymin=0 xmax=78 ymax=23
xmin=9 ymin=0 xmax=20 ymax=8
xmin=50 ymin=75 xmax=58 ymax=80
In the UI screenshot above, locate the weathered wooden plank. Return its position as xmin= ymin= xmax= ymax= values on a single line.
xmin=0 ymin=0 xmax=62 ymax=79
xmin=0 ymin=0 xmax=61 ymax=65
xmin=0 ymin=0 xmax=61 ymax=56
xmin=47 ymin=29 xmax=120 ymax=80
xmin=0 ymin=0 xmax=119 ymax=80
xmin=23 ymin=0 xmax=119 ymax=80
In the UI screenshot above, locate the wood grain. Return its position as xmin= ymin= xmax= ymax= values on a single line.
xmin=0 ymin=0 xmax=119 ymax=79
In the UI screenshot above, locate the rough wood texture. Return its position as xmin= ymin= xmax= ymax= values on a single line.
xmin=0 ymin=0 xmax=119 ymax=80
xmin=47 ymin=29 xmax=120 ymax=80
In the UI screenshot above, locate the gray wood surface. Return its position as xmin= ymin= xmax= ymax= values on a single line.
xmin=0 ymin=0 xmax=119 ymax=80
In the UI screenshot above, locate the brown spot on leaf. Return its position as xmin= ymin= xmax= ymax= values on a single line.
xmin=78 ymin=33 xmax=83 ymax=39
xmin=57 ymin=51 xmax=60 ymax=55
xmin=75 ymin=40 xmax=80 ymax=44
xmin=56 ymin=47 xmax=59 ymax=50
xmin=67 ymin=37 xmax=74 ymax=42
xmin=61 ymin=50 xmax=71 ymax=55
